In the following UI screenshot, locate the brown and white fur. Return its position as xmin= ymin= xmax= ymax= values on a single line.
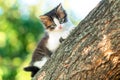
xmin=24 ymin=3 xmax=74 ymax=77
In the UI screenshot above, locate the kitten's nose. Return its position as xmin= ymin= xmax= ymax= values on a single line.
xmin=59 ymin=25 xmax=62 ymax=29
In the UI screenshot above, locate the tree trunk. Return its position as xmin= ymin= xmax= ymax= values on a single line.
xmin=33 ymin=0 xmax=120 ymax=80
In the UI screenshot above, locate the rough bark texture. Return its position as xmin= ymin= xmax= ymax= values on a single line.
xmin=33 ymin=0 xmax=120 ymax=80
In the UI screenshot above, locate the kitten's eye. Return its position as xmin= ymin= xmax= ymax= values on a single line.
xmin=62 ymin=18 xmax=64 ymax=22
xmin=60 ymin=18 xmax=64 ymax=23
xmin=52 ymin=23 xmax=56 ymax=26
xmin=47 ymin=23 xmax=56 ymax=29
xmin=47 ymin=26 xmax=55 ymax=30
xmin=50 ymin=26 xmax=55 ymax=29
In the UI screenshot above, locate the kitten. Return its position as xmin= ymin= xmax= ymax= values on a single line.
xmin=24 ymin=3 xmax=74 ymax=77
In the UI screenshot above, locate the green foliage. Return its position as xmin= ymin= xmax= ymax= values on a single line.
xmin=0 ymin=0 xmax=44 ymax=80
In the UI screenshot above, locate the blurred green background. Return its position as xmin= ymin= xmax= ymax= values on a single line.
xmin=0 ymin=0 xmax=44 ymax=80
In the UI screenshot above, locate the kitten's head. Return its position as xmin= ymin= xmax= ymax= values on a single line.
xmin=39 ymin=3 xmax=67 ymax=32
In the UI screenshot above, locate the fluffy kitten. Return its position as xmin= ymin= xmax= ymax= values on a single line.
xmin=24 ymin=3 xmax=74 ymax=77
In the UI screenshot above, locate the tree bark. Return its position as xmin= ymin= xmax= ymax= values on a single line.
xmin=33 ymin=0 xmax=120 ymax=80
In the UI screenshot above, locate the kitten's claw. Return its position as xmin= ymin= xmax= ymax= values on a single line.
xmin=59 ymin=37 xmax=65 ymax=43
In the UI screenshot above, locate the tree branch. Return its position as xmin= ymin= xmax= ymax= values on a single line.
xmin=33 ymin=0 xmax=120 ymax=80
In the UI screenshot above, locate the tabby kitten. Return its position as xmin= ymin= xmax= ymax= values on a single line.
xmin=24 ymin=3 xmax=74 ymax=77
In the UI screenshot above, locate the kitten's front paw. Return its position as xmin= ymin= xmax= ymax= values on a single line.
xmin=59 ymin=37 xmax=65 ymax=43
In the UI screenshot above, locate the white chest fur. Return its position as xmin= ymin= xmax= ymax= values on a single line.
xmin=46 ymin=32 xmax=63 ymax=53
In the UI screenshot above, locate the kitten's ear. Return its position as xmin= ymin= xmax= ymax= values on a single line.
xmin=39 ymin=15 xmax=53 ymax=28
xmin=56 ymin=3 xmax=65 ymax=18
xmin=39 ymin=15 xmax=49 ymax=23
xmin=57 ymin=3 xmax=63 ymax=11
